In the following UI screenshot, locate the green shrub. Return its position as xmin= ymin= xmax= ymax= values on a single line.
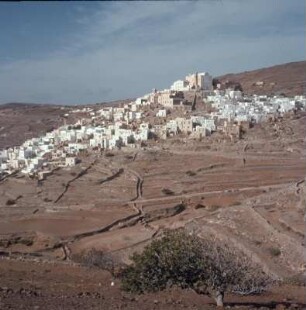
xmin=194 ymin=204 xmax=206 ymax=209
xmin=161 ymin=188 xmax=175 ymax=195
xmin=72 ymin=248 xmax=117 ymax=273
xmin=120 ymin=229 xmax=272 ymax=306
xmin=6 ymin=199 xmax=16 ymax=206
xmin=268 ymin=247 xmax=281 ymax=257
xmin=207 ymin=204 xmax=221 ymax=212
xmin=186 ymin=170 xmax=197 ymax=176
xmin=253 ymin=240 xmax=262 ymax=246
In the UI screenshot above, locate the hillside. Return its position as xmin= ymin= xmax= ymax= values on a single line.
xmin=0 ymin=111 xmax=306 ymax=309
xmin=217 ymin=61 xmax=306 ymax=96
xmin=0 ymin=99 xmax=134 ymax=149
xmin=0 ymin=104 xmax=76 ymax=150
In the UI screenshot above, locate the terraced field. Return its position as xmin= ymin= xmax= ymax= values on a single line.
xmin=0 ymin=112 xmax=305 ymax=309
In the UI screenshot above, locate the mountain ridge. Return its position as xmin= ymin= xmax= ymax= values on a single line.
xmin=217 ymin=60 xmax=306 ymax=96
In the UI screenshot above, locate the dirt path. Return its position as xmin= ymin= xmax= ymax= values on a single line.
xmin=130 ymin=181 xmax=293 ymax=206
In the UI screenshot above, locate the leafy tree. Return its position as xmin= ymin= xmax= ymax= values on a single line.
xmin=120 ymin=229 xmax=272 ymax=306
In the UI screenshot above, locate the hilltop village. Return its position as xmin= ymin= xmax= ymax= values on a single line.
xmin=0 ymin=71 xmax=305 ymax=179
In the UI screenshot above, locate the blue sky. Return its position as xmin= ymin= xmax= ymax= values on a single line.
xmin=0 ymin=0 xmax=305 ymax=105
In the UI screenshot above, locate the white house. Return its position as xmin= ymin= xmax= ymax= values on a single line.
xmin=65 ymin=157 xmax=77 ymax=167
xmin=170 ymin=80 xmax=190 ymax=91
xmin=156 ymin=109 xmax=167 ymax=117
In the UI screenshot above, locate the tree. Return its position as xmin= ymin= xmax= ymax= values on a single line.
xmin=72 ymin=248 xmax=126 ymax=286
xmin=120 ymin=229 xmax=272 ymax=306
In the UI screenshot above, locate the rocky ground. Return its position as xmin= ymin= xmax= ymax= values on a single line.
xmin=0 ymin=258 xmax=305 ymax=310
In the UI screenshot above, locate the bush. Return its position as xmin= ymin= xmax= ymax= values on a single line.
xmin=230 ymin=201 xmax=242 ymax=206
xmin=207 ymin=204 xmax=221 ymax=212
xmin=161 ymin=188 xmax=175 ymax=195
xmin=6 ymin=199 xmax=16 ymax=206
xmin=19 ymin=238 xmax=34 ymax=246
xmin=120 ymin=229 xmax=272 ymax=306
xmin=194 ymin=204 xmax=206 ymax=210
xmin=268 ymin=247 xmax=281 ymax=257
xmin=72 ymin=248 xmax=118 ymax=273
xmin=253 ymin=240 xmax=262 ymax=246
xmin=186 ymin=170 xmax=197 ymax=176
xmin=283 ymin=274 xmax=306 ymax=286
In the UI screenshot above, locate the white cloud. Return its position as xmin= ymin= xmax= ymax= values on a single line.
xmin=0 ymin=0 xmax=304 ymax=104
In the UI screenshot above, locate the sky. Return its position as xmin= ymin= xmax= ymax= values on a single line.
xmin=0 ymin=0 xmax=305 ymax=105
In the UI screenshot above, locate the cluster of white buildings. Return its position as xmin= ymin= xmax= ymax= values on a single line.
xmin=152 ymin=116 xmax=216 ymax=140
xmin=171 ymin=72 xmax=213 ymax=91
xmin=1 ymin=70 xmax=305 ymax=178
xmin=207 ymin=90 xmax=306 ymax=124
xmin=0 ymin=101 xmax=153 ymax=177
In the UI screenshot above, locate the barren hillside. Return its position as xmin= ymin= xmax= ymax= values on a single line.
xmin=217 ymin=61 xmax=306 ymax=96
xmin=0 ymin=99 xmax=134 ymax=149
xmin=0 ymin=110 xmax=305 ymax=309
xmin=0 ymin=103 xmax=75 ymax=149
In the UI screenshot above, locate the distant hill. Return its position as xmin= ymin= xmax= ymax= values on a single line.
xmin=0 ymin=102 xmax=64 ymax=108
xmin=0 ymin=98 xmax=135 ymax=149
xmin=0 ymin=98 xmax=135 ymax=108
xmin=217 ymin=61 xmax=306 ymax=96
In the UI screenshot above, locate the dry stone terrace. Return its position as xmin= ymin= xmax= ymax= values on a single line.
xmin=0 ymin=110 xmax=305 ymax=276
